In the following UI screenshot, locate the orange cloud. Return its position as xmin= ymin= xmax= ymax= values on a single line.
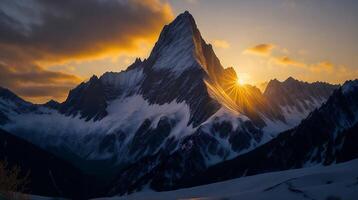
xmin=273 ymin=56 xmax=306 ymax=67
xmin=212 ymin=39 xmax=231 ymax=49
xmin=244 ymin=43 xmax=357 ymax=84
xmin=309 ymin=61 xmax=334 ymax=73
xmin=0 ymin=0 xmax=173 ymax=64
xmin=0 ymin=63 xmax=82 ymax=103
xmin=244 ymin=44 xmax=275 ymax=56
xmin=0 ymin=0 xmax=173 ymax=103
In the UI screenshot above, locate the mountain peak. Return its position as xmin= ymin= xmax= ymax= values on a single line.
xmin=0 ymin=86 xmax=30 ymax=105
xmin=342 ymin=79 xmax=358 ymax=94
xmin=146 ymin=11 xmax=205 ymax=74
xmin=264 ymin=78 xmax=281 ymax=90
xmin=43 ymin=99 xmax=61 ymax=110
xmin=183 ymin=10 xmax=191 ymax=15
xmin=173 ymin=10 xmax=196 ymax=27
xmin=265 ymin=77 xmax=302 ymax=91
xmin=126 ymin=58 xmax=143 ymax=71
xmin=89 ymin=75 xmax=99 ymax=82
xmin=160 ymin=10 xmax=197 ymax=39
xmin=146 ymin=10 xmax=225 ymax=80
xmin=284 ymin=76 xmax=298 ymax=83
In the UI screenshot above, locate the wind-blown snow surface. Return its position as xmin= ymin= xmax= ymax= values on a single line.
xmin=3 ymin=95 xmax=193 ymax=161
xmin=99 ymin=159 xmax=358 ymax=200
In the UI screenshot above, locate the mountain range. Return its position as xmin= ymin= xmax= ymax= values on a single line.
xmin=0 ymin=11 xmax=356 ymax=199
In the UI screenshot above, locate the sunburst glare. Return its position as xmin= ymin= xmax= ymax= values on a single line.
xmin=237 ymin=78 xmax=245 ymax=85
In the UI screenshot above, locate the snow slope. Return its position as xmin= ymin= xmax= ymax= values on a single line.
xmin=3 ymin=95 xmax=193 ymax=161
xmin=101 ymin=159 xmax=358 ymax=200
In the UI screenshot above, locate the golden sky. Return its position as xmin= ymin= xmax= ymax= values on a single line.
xmin=170 ymin=0 xmax=358 ymax=86
xmin=0 ymin=0 xmax=357 ymax=103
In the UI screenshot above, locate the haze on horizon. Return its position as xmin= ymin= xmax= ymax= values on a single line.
xmin=0 ymin=0 xmax=357 ymax=103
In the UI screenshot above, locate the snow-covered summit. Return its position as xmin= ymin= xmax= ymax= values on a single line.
xmin=147 ymin=11 xmax=224 ymax=79
xmin=147 ymin=11 xmax=200 ymax=74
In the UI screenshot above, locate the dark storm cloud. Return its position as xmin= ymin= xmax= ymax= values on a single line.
xmin=0 ymin=0 xmax=172 ymax=102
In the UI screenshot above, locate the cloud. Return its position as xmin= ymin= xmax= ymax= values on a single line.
xmin=244 ymin=44 xmax=275 ymax=56
xmin=0 ymin=0 xmax=173 ymax=103
xmin=0 ymin=63 xmax=81 ymax=101
xmin=15 ymin=85 xmax=73 ymax=99
xmin=272 ymin=56 xmax=306 ymax=67
xmin=273 ymin=57 xmax=357 ymax=83
xmin=184 ymin=0 xmax=200 ymax=4
xmin=309 ymin=61 xmax=334 ymax=73
xmin=0 ymin=64 xmax=80 ymax=86
xmin=212 ymin=39 xmax=230 ymax=49
xmin=244 ymin=43 xmax=358 ymax=84
xmin=0 ymin=0 xmax=173 ymax=63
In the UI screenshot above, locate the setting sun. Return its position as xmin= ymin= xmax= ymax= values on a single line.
xmin=237 ymin=78 xmax=245 ymax=85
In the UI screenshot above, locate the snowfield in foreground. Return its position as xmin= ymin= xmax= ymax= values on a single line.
xmin=98 ymin=159 xmax=358 ymax=200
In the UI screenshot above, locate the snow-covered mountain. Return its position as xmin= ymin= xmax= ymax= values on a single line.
xmin=264 ymin=77 xmax=338 ymax=126
xmin=187 ymin=79 xmax=358 ymax=187
xmin=0 ymin=87 xmax=36 ymax=125
xmin=0 ymin=11 xmax=341 ymax=197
